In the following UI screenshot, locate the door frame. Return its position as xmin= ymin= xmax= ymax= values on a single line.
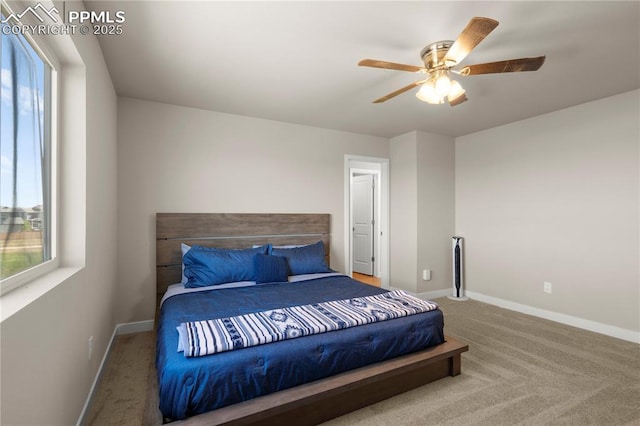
xmin=344 ymin=155 xmax=390 ymax=289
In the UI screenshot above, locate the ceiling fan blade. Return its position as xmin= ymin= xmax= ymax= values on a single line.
xmin=448 ymin=93 xmax=468 ymax=107
xmin=460 ymin=56 xmax=546 ymax=75
xmin=359 ymin=59 xmax=424 ymax=73
xmin=443 ymin=17 xmax=499 ymax=66
xmin=373 ymin=81 xmax=422 ymax=103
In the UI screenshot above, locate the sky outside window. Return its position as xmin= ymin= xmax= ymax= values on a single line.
xmin=1 ymin=22 xmax=46 ymax=209
xmin=1 ymin=14 xmax=51 ymax=284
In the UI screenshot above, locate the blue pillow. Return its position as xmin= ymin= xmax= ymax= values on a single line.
xmin=270 ymin=241 xmax=332 ymax=275
xmin=254 ymin=254 xmax=289 ymax=284
xmin=183 ymin=244 xmax=270 ymax=287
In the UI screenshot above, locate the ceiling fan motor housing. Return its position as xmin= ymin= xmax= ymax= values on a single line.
xmin=420 ymin=40 xmax=454 ymax=69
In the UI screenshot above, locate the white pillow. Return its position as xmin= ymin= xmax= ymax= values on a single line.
xmin=180 ymin=243 xmax=191 ymax=284
xmin=253 ymin=244 xmax=308 ymax=249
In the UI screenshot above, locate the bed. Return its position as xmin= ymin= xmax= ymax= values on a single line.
xmin=146 ymin=213 xmax=468 ymax=425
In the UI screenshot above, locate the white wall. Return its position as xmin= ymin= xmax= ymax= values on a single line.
xmin=389 ymin=132 xmax=418 ymax=292
xmin=417 ymin=131 xmax=455 ymax=294
xmin=116 ymin=97 xmax=389 ymax=322
xmin=389 ymin=131 xmax=456 ymax=294
xmin=456 ymin=90 xmax=640 ymax=334
xmin=0 ymin=1 xmax=118 ymax=424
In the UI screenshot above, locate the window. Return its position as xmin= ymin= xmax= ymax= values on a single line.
xmin=0 ymin=11 xmax=55 ymax=294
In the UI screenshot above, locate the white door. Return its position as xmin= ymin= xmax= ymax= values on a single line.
xmin=352 ymin=174 xmax=374 ymax=275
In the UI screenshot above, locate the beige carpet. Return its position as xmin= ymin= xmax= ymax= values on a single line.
xmin=86 ymin=298 xmax=640 ymax=425
xmin=86 ymin=332 xmax=154 ymax=426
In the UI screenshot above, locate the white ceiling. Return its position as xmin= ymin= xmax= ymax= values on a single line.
xmin=86 ymin=1 xmax=640 ymax=138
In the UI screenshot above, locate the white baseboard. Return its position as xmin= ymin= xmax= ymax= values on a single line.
xmin=466 ymin=291 xmax=640 ymax=344
xmin=76 ymin=319 xmax=155 ymax=426
xmin=418 ymin=289 xmax=452 ymax=300
xmin=117 ymin=319 xmax=154 ymax=335
xmin=76 ymin=326 xmax=118 ymax=426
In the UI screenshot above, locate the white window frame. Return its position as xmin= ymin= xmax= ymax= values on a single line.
xmin=0 ymin=3 xmax=60 ymax=296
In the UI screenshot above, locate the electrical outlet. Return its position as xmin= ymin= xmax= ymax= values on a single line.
xmin=544 ymin=282 xmax=552 ymax=294
xmin=422 ymin=269 xmax=431 ymax=281
xmin=88 ymin=336 xmax=94 ymax=360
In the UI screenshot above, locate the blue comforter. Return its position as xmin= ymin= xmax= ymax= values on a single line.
xmin=156 ymin=275 xmax=445 ymax=420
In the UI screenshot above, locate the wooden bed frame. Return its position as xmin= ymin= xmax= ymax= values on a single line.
xmin=145 ymin=213 xmax=468 ymax=425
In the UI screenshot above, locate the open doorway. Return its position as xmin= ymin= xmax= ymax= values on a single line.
xmin=344 ymin=155 xmax=389 ymax=289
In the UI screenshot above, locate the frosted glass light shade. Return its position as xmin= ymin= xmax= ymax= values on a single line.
xmin=447 ymin=79 xmax=465 ymax=100
xmin=435 ymin=73 xmax=451 ymax=97
xmin=416 ymin=80 xmax=442 ymax=104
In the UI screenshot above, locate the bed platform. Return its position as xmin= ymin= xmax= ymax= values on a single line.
xmin=146 ymin=213 xmax=468 ymax=425
xmin=169 ymin=336 xmax=466 ymax=426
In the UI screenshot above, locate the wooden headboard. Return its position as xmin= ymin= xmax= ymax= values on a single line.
xmin=156 ymin=213 xmax=331 ymax=298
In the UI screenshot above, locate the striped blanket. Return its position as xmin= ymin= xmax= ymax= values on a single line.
xmin=178 ymin=290 xmax=438 ymax=357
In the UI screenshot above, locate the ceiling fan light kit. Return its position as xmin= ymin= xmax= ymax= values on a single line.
xmin=359 ymin=17 xmax=545 ymax=106
xmin=415 ymin=68 xmax=467 ymax=105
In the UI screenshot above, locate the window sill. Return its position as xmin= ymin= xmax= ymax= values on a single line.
xmin=0 ymin=266 xmax=83 ymax=323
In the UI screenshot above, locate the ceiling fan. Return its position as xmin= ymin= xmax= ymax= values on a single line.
xmin=358 ymin=17 xmax=546 ymax=106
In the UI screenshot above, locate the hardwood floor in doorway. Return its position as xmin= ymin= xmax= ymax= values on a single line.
xmin=352 ymin=272 xmax=381 ymax=287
